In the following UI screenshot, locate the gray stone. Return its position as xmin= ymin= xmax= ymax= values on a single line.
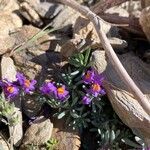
xmin=51 ymin=119 xmax=81 ymax=150
xmin=0 ymin=13 xmax=22 ymax=38
xmin=50 ymin=7 xmax=80 ymax=29
xmin=21 ymin=117 xmax=53 ymax=147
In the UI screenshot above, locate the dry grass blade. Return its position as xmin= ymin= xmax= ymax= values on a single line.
xmin=9 ymin=24 xmax=61 ymax=56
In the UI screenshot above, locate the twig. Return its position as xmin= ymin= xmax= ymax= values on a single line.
xmin=54 ymin=0 xmax=150 ymax=115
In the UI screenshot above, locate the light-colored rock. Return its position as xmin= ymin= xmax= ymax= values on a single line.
xmin=50 ymin=7 xmax=81 ymax=29
xmin=140 ymin=6 xmax=150 ymax=42
xmin=51 ymin=119 xmax=81 ymax=150
xmin=19 ymin=2 xmax=43 ymax=27
xmin=91 ymin=50 xmax=150 ymax=145
xmin=19 ymin=0 xmax=64 ymax=19
xmin=0 ymin=0 xmax=19 ymax=13
xmin=121 ymin=1 xmax=141 ymax=17
xmin=74 ymin=16 xmax=112 ymax=41
xmin=0 ymin=13 xmax=22 ymax=38
xmin=0 ymin=37 xmax=15 ymax=55
xmin=21 ymin=117 xmax=53 ymax=147
xmin=1 ymin=56 xmax=23 ymax=146
xmin=105 ymin=6 xmax=129 ymax=17
xmin=0 ymin=134 xmax=9 ymax=150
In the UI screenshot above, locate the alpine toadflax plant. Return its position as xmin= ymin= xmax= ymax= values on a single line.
xmin=0 ymin=79 xmax=19 ymax=99
xmin=40 ymin=82 xmax=69 ymax=102
xmin=40 ymin=82 xmax=56 ymax=95
xmin=16 ymin=73 xmax=37 ymax=94
xmin=0 ymin=72 xmax=37 ymax=100
xmin=82 ymin=68 xmax=106 ymax=104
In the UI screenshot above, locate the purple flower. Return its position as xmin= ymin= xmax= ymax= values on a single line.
xmin=40 ymin=82 xmax=56 ymax=95
xmin=0 ymin=79 xmax=19 ymax=99
xmin=16 ymin=72 xmax=37 ymax=94
xmin=93 ymin=72 xmax=105 ymax=85
xmin=82 ymin=95 xmax=91 ymax=105
xmin=89 ymin=82 xmax=105 ymax=97
xmin=55 ymin=85 xmax=69 ymax=101
xmin=82 ymin=69 xmax=95 ymax=84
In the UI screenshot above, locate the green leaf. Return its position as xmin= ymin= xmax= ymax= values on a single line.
xmin=71 ymin=97 xmax=78 ymax=107
xmin=121 ymin=138 xmax=142 ymax=148
xmin=135 ymin=136 xmax=144 ymax=146
xmin=70 ymin=112 xmax=79 ymax=119
xmin=84 ymin=48 xmax=91 ymax=66
xmin=115 ymin=130 xmax=120 ymax=139
xmin=110 ymin=130 xmax=116 ymax=143
xmin=57 ymin=111 xmax=66 ymax=119
xmin=70 ymin=70 xmax=80 ymax=76
xmin=104 ymin=130 xmax=110 ymax=143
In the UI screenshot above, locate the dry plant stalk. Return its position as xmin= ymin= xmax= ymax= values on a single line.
xmin=54 ymin=0 xmax=150 ymax=115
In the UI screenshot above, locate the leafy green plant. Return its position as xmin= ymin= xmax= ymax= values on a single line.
xmin=45 ymin=138 xmax=59 ymax=150
xmin=0 ymin=95 xmax=18 ymax=126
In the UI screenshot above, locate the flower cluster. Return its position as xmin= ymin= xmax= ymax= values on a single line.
xmin=0 ymin=73 xmax=37 ymax=100
xmin=82 ymin=69 xmax=106 ymax=105
xmin=0 ymin=69 xmax=105 ymax=105
xmin=40 ymin=82 xmax=69 ymax=101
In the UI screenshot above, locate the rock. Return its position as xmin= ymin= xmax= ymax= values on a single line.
xmin=0 ymin=13 xmax=22 ymax=38
xmin=1 ymin=56 xmax=23 ymax=146
xmin=19 ymin=0 xmax=64 ymax=19
xmin=0 ymin=0 xmax=19 ymax=13
xmin=0 ymin=36 xmax=15 ymax=55
xmin=19 ymin=2 xmax=43 ymax=27
xmin=73 ymin=16 xmax=112 ymax=40
xmin=105 ymin=6 xmax=129 ymax=17
xmin=140 ymin=6 xmax=150 ymax=42
xmin=51 ymin=119 xmax=81 ymax=150
xmin=21 ymin=117 xmax=53 ymax=148
xmin=0 ymin=134 xmax=9 ymax=150
xmin=91 ymin=50 xmax=150 ymax=145
xmin=50 ymin=7 xmax=80 ymax=30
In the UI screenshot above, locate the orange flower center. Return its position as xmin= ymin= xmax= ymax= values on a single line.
xmin=24 ymin=79 xmax=31 ymax=88
xmin=57 ymin=87 xmax=64 ymax=94
xmin=92 ymin=83 xmax=101 ymax=91
xmin=85 ymin=72 xmax=91 ymax=79
xmin=7 ymin=86 xmax=14 ymax=93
